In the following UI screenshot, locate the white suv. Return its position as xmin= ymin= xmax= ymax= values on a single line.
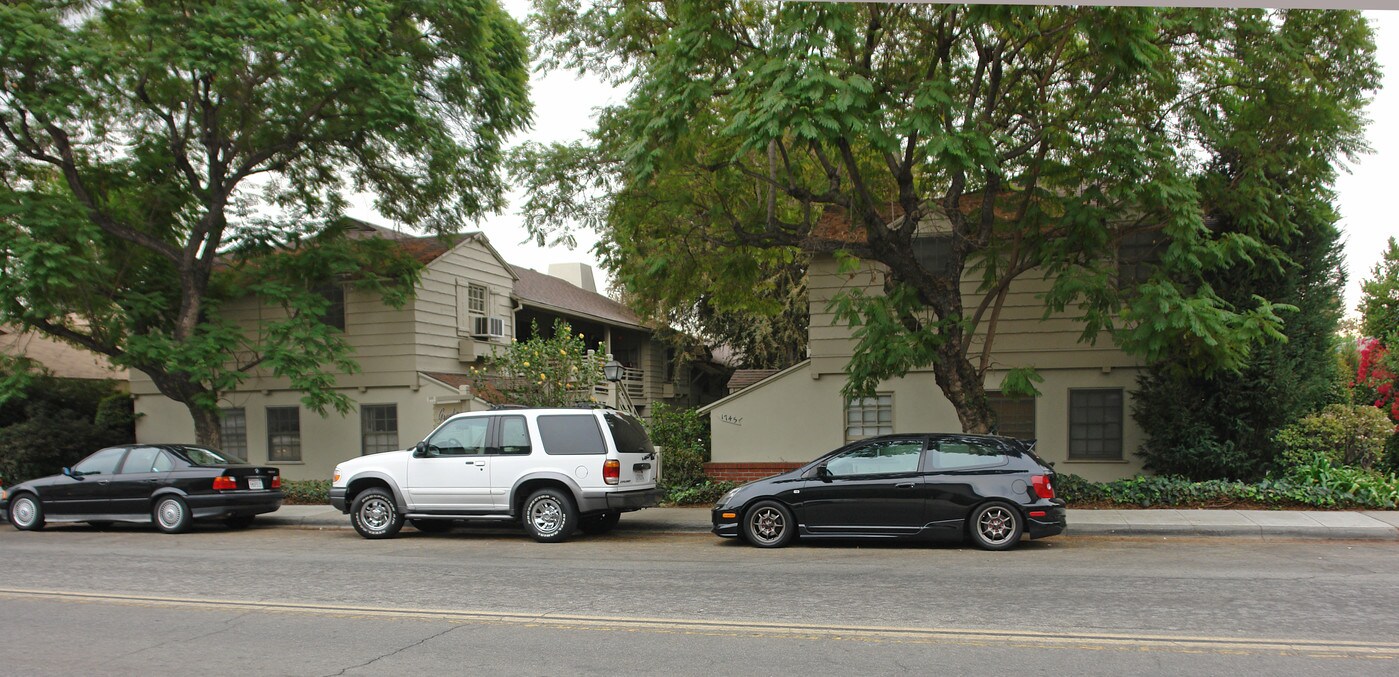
xmin=330 ymin=407 xmax=662 ymax=542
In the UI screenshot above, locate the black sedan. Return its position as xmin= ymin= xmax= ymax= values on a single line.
xmin=711 ymin=434 xmax=1065 ymax=550
xmin=2 ymin=444 xmax=283 ymax=534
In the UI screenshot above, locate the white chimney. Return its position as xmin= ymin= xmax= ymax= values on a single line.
xmin=547 ymin=262 xmax=597 ymax=293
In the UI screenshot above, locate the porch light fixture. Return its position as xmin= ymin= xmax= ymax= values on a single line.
xmin=603 ymin=360 xmax=624 ymax=383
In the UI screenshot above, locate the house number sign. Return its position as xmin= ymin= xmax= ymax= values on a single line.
xmin=720 ymin=414 xmax=742 ymax=426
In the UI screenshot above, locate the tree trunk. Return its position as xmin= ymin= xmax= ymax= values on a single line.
xmin=932 ymin=331 xmax=995 ymax=434
xmin=145 ymin=370 xmax=222 ymax=448
xmin=190 ymin=404 xmax=223 ymax=450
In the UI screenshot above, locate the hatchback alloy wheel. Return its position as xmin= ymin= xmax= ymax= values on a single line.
xmin=969 ymin=502 xmax=1023 ymax=551
xmin=742 ymin=500 xmax=795 ymax=548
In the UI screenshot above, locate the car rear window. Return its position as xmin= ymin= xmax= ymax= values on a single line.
xmin=605 ymin=413 xmax=654 ymax=455
xmin=537 ymin=415 xmax=607 ymax=455
xmin=171 ymin=445 xmax=247 ymax=466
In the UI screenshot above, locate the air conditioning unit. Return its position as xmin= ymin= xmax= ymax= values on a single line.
xmin=471 ymin=315 xmax=507 ymax=339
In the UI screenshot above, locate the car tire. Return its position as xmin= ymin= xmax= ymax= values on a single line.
xmin=224 ymin=515 xmax=256 ymax=530
xmin=579 ymin=511 xmax=621 ymax=535
xmin=410 ymin=518 xmax=454 ymax=534
xmin=743 ymin=500 xmax=795 ymax=548
xmin=522 ymin=488 xmax=578 ymax=543
xmin=968 ymin=501 xmax=1024 ymax=551
xmin=153 ymin=496 xmax=192 ymax=534
xmin=8 ymin=493 xmax=45 ymax=531
xmin=351 ymin=488 xmax=404 ymax=539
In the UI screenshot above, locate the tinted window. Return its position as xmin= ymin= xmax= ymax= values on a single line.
xmin=932 ymin=439 xmax=1008 ymax=470
xmin=537 ymin=415 xmax=606 ymax=455
xmin=605 ymin=413 xmax=654 ymax=455
xmin=824 ymin=439 xmax=923 ymax=476
xmin=119 ymin=447 xmax=166 ymax=474
xmin=497 ymin=415 xmax=531 ymax=455
xmin=427 ymin=417 xmax=490 ymax=456
xmin=73 ymin=447 xmax=126 ymax=476
xmin=172 ymin=446 xmax=247 ymax=466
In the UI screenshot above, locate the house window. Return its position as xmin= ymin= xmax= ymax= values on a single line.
xmin=845 ymin=394 xmax=893 ymax=441
xmin=220 ymin=408 xmax=248 ymax=457
xmin=1117 ymin=229 xmax=1167 ymax=288
xmin=467 ymin=283 xmax=488 ymax=315
xmin=317 ymin=284 xmax=346 ymax=331
xmin=361 ymin=404 xmax=399 ymax=455
xmin=266 ymin=406 xmax=302 ymax=463
xmin=987 ymin=393 xmax=1035 ymax=440
xmin=1069 ymin=389 xmax=1124 ymax=460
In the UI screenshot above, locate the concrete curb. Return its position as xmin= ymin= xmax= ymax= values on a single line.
xmin=262 ymin=505 xmax=1399 ymax=541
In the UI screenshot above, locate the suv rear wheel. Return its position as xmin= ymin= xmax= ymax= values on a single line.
xmin=351 ymin=487 xmax=404 ymax=539
xmin=522 ymin=488 xmax=577 ymax=543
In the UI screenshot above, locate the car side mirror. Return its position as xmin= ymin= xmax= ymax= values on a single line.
xmin=413 ymin=441 xmax=428 ymax=457
xmin=816 ymin=465 xmax=833 ymax=481
xmin=62 ymin=467 xmax=81 ymax=479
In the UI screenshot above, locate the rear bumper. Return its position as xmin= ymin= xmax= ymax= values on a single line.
xmin=578 ymin=487 xmax=664 ymax=513
xmin=1025 ymin=503 xmax=1067 ymax=539
xmin=183 ymin=491 xmax=284 ymax=519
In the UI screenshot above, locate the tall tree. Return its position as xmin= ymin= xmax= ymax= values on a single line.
xmin=517 ymin=2 xmax=1378 ymax=432
xmin=0 ymin=0 xmax=531 ymax=446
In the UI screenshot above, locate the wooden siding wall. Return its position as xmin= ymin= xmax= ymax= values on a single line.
xmin=413 ymin=237 xmax=516 ymax=373
xmin=808 ymin=256 xmax=1140 ymax=377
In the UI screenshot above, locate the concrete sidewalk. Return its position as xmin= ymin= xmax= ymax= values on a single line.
xmin=263 ymin=505 xmax=1399 ymax=541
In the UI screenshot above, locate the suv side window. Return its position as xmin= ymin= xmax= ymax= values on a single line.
xmin=537 ymin=415 xmax=606 ymax=455
xmin=427 ymin=417 xmax=489 ymax=456
xmin=929 ymin=438 xmax=1009 ymax=471
xmin=495 ymin=415 xmax=532 ymax=455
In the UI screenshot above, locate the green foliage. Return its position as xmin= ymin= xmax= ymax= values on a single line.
xmin=470 ymin=319 xmax=606 ymax=407
xmin=1274 ymin=404 xmax=1395 ymax=470
xmin=520 ymin=3 xmax=1379 ymax=433
xmin=280 ymin=479 xmax=331 ymax=505
xmin=664 ymin=479 xmax=738 ymax=506
xmin=0 ymin=0 xmax=530 ymax=444
xmin=0 ymin=374 xmax=134 ymax=483
xmin=647 ymin=402 xmax=711 ymax=490
xmin=1357 ymin=237 xmax=1399 ymax=341
xmin=1056 ymin=465 xmax=1399 ymax=510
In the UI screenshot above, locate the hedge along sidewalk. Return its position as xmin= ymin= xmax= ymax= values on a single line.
xmin=261 ymin=505 xmax=1399 ymax=541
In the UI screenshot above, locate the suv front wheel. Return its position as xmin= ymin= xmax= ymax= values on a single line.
xmin=522 ymin=488 xmax=577 ymax=543
xmin=351 ymin=487 xmax=405 ymax=539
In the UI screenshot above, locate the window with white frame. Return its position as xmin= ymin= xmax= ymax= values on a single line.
xmin=361 ymin=404 xmax=399 ymax=455
xmin=219 ymin=408 xmax=248 ymax=457
xmin=1069 ymin=388 xmax=1124 ymax=460
xmin=845 ymin=394 xmax=893 ymax=441
xmin=467 ymin=283 xmax=488 ymax=316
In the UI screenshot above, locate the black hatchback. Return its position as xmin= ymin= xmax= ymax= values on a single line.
xmin=711 ymin=434 xmax=1065 ymax=550
xmin=2 ymin=444 xmax=283 ymax=534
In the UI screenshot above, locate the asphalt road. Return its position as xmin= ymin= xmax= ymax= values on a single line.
xmin=2 ymin=523 xmax=1398 ymax=675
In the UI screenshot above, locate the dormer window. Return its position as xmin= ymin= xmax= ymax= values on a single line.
xmin=467 ymin=283 xmax=488 ymax=316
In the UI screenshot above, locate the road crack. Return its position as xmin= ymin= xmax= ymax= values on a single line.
xmin=320 ymin=623 xmax=463 ymax=677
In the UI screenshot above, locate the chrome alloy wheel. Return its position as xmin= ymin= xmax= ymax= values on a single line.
xmin=529 ymin=496 xmax=565 ymax=536
xmin=748 ymin=505 xmax=786 ymax=545
xmin=358 ymin=495 xmax=394 ymax=532
xmin=977 ymin=505 xmax=1017 ymax=546
xmin=11 ymin=495 xmax=39 ymax=528
xmin=156 ymin=499 xmax=185 ymax=530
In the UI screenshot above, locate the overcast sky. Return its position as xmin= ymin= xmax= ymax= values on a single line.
xmin=350 ymin=6 xmax=1398 ymax=318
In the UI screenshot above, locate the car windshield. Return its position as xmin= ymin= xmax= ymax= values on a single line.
xmin=171 ymin=445 xmax=247 ymax=466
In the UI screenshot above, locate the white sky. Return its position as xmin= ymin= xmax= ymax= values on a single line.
xmin=349 ymin=5 xmax=1397 ymax=316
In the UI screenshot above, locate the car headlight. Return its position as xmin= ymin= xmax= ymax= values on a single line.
xmin=715 ymin=487 xmax=740 ymax=508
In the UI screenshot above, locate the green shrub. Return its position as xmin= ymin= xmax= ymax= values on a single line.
xmin=664 ymin=480 xmax=738 ymax=506
xmin=1056 ymin=467 xmax=1399 ymax=510
xmin=0 ymin=375 xmax=134 ymax=483
xmin=647 ymin=403 xmax=711 ymax=490
xmin=281 ymin=479 xmax=330 ymax=505
xmin=1274 ymin=404 xmax=1394 ymax=470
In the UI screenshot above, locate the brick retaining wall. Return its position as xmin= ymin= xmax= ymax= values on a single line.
xmin=705 ymin=462 xmax=805 ymax=483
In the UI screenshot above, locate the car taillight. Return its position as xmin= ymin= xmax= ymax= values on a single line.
xmin=1031 ymin=475 xmax=1055 ymax=500
xmin=603 ymin=459 xmax=620 ymax=485
xmin=212 ymin=476 xmax=238 ymax=491
xmin=271 ymin=476 xmax=281 ymax=489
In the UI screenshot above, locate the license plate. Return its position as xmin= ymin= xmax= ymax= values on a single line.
xmin=247 ymin=477 xmax=264 ymax=490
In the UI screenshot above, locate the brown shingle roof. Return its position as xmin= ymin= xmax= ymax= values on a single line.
xmin=510 ymin=265 xmax=645 ymax=330
xmin=422 ymin=371 xmax=473 ymax=389
xmin=726 ymin=369 xmax=781 ymax=394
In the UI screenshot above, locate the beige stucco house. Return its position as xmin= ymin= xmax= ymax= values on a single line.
xmin=700 ymin=251 xmax=1147 ymax=484
xmin=131 ymin=222 xmax=713 ymax=481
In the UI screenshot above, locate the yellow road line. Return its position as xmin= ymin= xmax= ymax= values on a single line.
xmin=2 ymin=587 xmax=1395 ymax=659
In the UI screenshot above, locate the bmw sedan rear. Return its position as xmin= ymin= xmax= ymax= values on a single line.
xmin=712 ymin=433 xmax=1065 ymax=550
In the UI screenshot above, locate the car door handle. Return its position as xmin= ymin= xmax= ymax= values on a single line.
xmin=145 ymin=478 xmax=159 ymax=483
xmin=467 ymin=460 xmax=485 ymax=466
xmin=895 ymin=482 xmax=916 ymax=489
